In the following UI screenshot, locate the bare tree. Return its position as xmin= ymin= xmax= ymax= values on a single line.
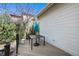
xmin=15 ymin=4 xmax=36 ymax=40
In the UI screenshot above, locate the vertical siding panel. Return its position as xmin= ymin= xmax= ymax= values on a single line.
xmin=39 ymin=3 xmax=79 ymax=55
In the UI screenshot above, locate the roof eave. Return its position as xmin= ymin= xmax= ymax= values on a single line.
xmin=37 ymin=3 xmax=54 ymax=18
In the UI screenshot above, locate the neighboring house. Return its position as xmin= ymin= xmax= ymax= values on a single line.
xmin=37 ymin=3 xmax=79 ymax=56
xmin=10 ymin=14 xmax=22 ymax=23
xmin=10 ymin=13 xmax=32 ymax=23
xmin=21 ymin=13 xmax=33 ymax=22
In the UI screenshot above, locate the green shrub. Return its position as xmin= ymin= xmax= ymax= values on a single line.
xmin=0 ymin=13 xmax=17 ymax=44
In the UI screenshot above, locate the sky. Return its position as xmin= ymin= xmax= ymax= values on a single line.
xmin=0 ymin=3 xmax=47 ymax=15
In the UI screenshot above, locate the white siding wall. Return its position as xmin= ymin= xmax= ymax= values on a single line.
xmin=39 ymin=3 xmax=79 ymax=56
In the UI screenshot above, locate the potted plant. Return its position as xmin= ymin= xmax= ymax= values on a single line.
xmin=0 ymin=13 xmax=16 ymax=44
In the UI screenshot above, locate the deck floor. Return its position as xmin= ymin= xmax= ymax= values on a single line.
xmin=18 ymin=39 xmax=71 ymax=56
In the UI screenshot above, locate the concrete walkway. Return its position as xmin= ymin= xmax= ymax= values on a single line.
xmin=18 ymin=39 xmax=71 ymax=56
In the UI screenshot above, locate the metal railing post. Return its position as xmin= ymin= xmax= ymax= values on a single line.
xmin=16 ymin=33 xmax=19 ymax=55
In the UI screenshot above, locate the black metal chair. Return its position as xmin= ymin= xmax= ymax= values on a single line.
xmin=37 ymin=35 xmax=45 ymax=46
xmin=29 ymin=34 xmax=45 ymax=50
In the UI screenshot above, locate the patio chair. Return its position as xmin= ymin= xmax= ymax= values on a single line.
xmin=37 ymin=35 xmax=45 ymax=46
xmin=29 ymin=34 xmax=45 ymax=50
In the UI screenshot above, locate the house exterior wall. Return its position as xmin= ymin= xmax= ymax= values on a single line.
xmin=39 ymin=3 xmax=79 ymax=55
xmin=11 ymin=17 xmax=21 ymax=22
